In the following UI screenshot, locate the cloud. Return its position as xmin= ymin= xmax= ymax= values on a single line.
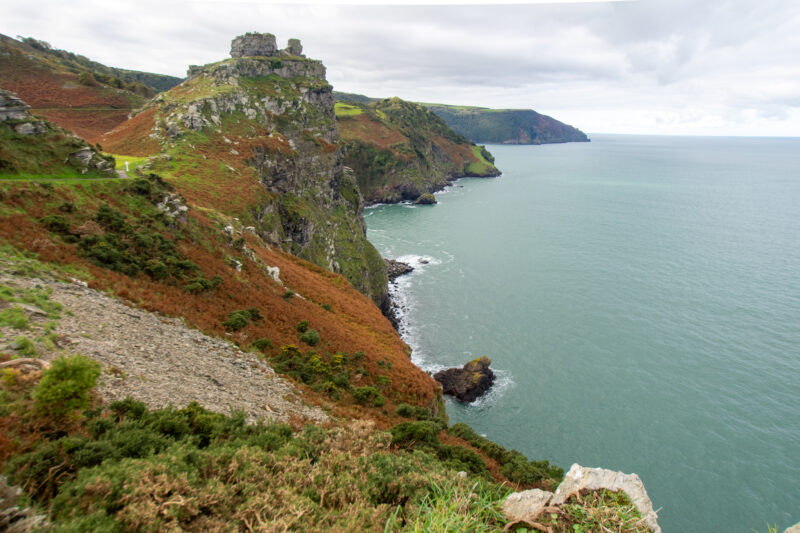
xmin=1 ymin=0 xmax=799 ymax=135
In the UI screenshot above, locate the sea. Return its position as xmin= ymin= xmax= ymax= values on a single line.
xmin=364 ymin=134 xmax=800 ymax=533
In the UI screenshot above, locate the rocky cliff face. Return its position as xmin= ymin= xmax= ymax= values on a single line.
xmin=336 ymin=97 xmax=500 ymax=205
xmin=101 ymin=33 xmax=388 ymax=307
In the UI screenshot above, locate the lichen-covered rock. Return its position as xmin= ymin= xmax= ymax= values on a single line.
xmin=433 ymin=356 xmax=495 ymax=402
xmin=502 ymin=488 xmax=553 ymax=522
xmin=0 ymin=91 xmax=30 ymax=121
xmin=551 ymin=464 xmax=661 ymax=533
xmin=385 ymin=258 xmax=413 ymax=280
xmin=230 ymin=32 xmax=277 ymax=58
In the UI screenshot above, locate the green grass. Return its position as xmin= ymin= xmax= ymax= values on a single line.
xmin=106 ymin=153 xmax=149 ymax=173
xmin=334 ymin=102 xmax=363 ymax=117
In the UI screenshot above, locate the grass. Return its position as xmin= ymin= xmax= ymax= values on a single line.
xmin=106 ymin=153 xmax=149 ymax=173
xmin=334 ymin=102 xmax=364 ymax=117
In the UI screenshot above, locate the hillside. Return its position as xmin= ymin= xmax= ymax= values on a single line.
xmin=0 ymin=34 xmax=182 ymax=142
xmin=98 ymin=32 xmax=388 ymax=309
xmin=336 ymin=97 xmax=500 ymax=204
xmin=423 ymin=104 xmax=590 ymax=145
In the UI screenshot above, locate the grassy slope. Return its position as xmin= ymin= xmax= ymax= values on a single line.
xmin=0 ymin=34 xmax=182 ymax=142
xmin=336 ymin=98 xmax=499 ymax=204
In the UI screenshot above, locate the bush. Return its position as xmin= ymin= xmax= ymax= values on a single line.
xmin=184 ymin=274 xmax=222 ymax=294
xmin=395 ymin=403 xmax=415 ymax=418
xmin=40 ymin=215 xmax=71 ymax=234
xmin=299 ymin=329 xmax=320 ymax=346
xmin=296 ymin=320 xmax=309 ymax=333
xmin=389 ymin=421 xmax=440 ymax=448
xmin=251 ymin=338 xmax=273 ymax=352
xmin=34 ymin=355 xmax=101 ymax=420
xmin=352 ymin=386 xmax=385 ymax=408
xmin=222 ymin=308 xmax=261 ymax=331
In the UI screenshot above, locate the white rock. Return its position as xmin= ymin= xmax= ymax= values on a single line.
xmin=551 ymin=464 xmax=661 ymax=533
xmin=502 ymin=489 xmax=553 ymax=522
xmin=785 ymin=522 xmax=800 ymax=533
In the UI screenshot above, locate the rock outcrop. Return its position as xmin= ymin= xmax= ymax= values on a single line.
xmin=502 ymin=464 xmax=661 ymax=532
xmin=385 ymin=258 xmax=413 ymax=281
xmin=433 ymin=356 xmax=495 ymax=402
xmin=230 ymin=32 xmax=306 ymax=59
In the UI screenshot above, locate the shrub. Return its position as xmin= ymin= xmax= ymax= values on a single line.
xmin=222 ymin=307 xmax=261 ymax=331
xmin=34 ymin=355 xmax=101 ymax=420
xmin=184 ymin=274 xmax=222 ymax=294
xmin=389 ymin=421 xmax=440 ymax=448
xmin=353 ymin=386 xmax=385 ymax=408
xmin=296 ymin=320 xmax=309 ymax=333
xmin=395 ymin=403 xmax=415 ymax=418
xmin=40 ymin=215 xmax=71 ymax=234
xmin=251 ymin=338 xmax=273 ymax=352
xmin=299 ymin=329 xmax=320 ymax=346
xmin=282 ymin=290 xmax=295 ymax=299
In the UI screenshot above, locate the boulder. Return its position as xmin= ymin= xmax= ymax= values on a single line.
xmin=786 ymin=523 xmax=800 ymax=533
xmin=414 ymin=192 xmax=437 ymax=204
xmin=385 ymin=258 xmax=413 ymax=281
xmin=286 ymin=38 xmax=303 ymax=56
xmin=433 ymin=356 xmax=495 ymax=403
xmin=230 ymin=32 xmax=277 ymax=58
xmin=502 ymin=489 xmax=553 ymax=522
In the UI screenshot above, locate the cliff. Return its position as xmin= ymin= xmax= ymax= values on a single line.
xmin=0 ymin=34 xmax=182 ymax=142
xmin=99 ymin=33 xmax=388 ymax=308
xmin=336 ymin=97 xmax=500 ymax=204
xmin=423 ymin=104 xmax=590 ymax=145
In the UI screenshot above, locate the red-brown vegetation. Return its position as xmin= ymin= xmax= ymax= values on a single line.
xmin=337 ymin=114 xmax=408 ymax=149
xmin=99 ymin=107 xmax=161 ymax=156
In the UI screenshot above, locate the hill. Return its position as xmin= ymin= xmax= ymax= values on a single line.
xmin=336 ymin=97 xmax=500 ymax=204
xmin=0 ymin=34 xmax=182 ymax=142
xmin=423 ymin=104 xmax=590 ymax=145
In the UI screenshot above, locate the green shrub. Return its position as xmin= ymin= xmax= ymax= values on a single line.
xmin=221 ymin=307 xmax=261 ymax=331
xmin=321 ymin=303 xmax=332 ymax=312
xmin=299 ymin=329 xmax=320 ymax=346
xmin=296 ymin=320 xmax=310 ymax=333
xmin=184 ymin=274 xmax=222 ymax=294
xmin=389 ymin=421 xmax=440 ymax=448
xmin=353 ymin=386 xmax=385 ymax=408
xmin=395 ymin=403 xmax=415 ymax=418
xmin=34 ymin=355 xmax=101 ymax=420
xmin=251 ymin=338 xmax=273 ymax=352
xmin=282 ymin=290 xmax=295 ymax=299
xmin=40 ymin=215 xmax=71 ymax=234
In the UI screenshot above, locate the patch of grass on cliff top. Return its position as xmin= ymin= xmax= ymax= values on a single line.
xmin=465 ymin=145 xmax=496 ymax=175
xmin=334 ymin=102 xmax=363 ymax=117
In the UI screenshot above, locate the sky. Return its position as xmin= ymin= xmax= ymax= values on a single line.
xmin=3 ymin=0 xmax=800 ymax=136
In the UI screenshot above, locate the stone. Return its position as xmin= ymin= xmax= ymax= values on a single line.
xmin=385 ymin=258 xmax=413 ymax=280
xmin=13 ymin=122 xmax=36 ymax=135
xmin=286 ymin=38 xmax=303 ymax=56
xmin=414 ymin=192 xmax=437 ymax=204
xmin=230 ymin=32 xmax=277 ymax=58
xmin=551 ymin=464 xmax=661 ymax=533
xmin=785 ymin=523 xmax=800 ymax=533
xmin=433 ymin=356 xmax=495 ymax=403
xmin=502 ymin=489 xmax=553 ymax=522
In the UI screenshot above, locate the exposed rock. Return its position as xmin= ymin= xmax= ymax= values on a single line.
xmin=0 ymin=475 xmax=48 ymax=532
xmin=385 ymin=258 xmax=413 ymax=281
xmin=230 ymin=32 xmax=277 ymax=58
xmin=502 ymin=489 xmax=553 ymax=523
xmin=414 ymin=192 xmax=437 ymax=205
xmin=551 ymin=464 xmax=661 ymax=533
xmin=433 ymin=356 xmax=495 ymax=403
xmin=13 ymin=122 xmax=43 ymax=135
xmin=785 ymin=523 xmax=800 ymax=533
xmin=285 ymin=38 xmax=303 ymax=56
xmin=0 ymin=91 xmax=30 ymax=121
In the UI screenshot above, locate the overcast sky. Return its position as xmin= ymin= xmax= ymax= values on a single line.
xmin=3 ymin=0 xmax=800 ymax=136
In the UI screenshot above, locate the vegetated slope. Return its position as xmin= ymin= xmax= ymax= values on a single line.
xmin=336 ymin=97 xmax=500 ymax=204
xmin=98 ymin=36 xmax=388 ymax=309
xmin=0 ymin=34 xmax=182 ymax=142
xmin=423 ymin=103 xmax=590 ymax=145
xmin=0 ymin=89 xmax=114 ymax=177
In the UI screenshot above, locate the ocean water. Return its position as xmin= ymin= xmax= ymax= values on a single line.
xmin=364 ymin=134 xmax=800 ymax=532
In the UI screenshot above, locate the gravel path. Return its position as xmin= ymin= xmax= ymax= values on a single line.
xmin=0 ymin=270 xmax=327 ymax=424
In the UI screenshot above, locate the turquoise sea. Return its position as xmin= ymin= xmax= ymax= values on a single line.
xmin=364 ymin=135 xmax=800 ymax=532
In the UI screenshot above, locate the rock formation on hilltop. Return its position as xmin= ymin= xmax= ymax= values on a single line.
xmin=100 ymin=33 xmax=388 ymax=308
